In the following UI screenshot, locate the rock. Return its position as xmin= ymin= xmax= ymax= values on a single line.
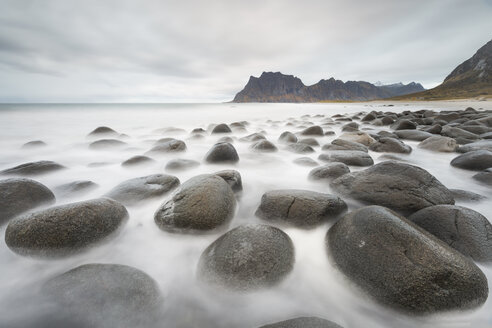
xmin=204 ymin=142 xmax=239 ymax=163
xmin=214 ymin=170 xmax=243 ymax=193
xmin=217 ymin=136 xmax=234 ymax=143
xmin=369 ymin=137 xmax=412 ymax=153
xmin=418 ymin=136 xmax=457 ymax=152
xmin=251 ymin=140 xmax=278 ymax=152
xmin=22 ymin=140 xmax=47 ymax=148
xmin=318 ymin=150 xmax=374 ymax=167
xmin=165 ymin=159 xmax=200 ymax=171
xmin=450 ymin=150 xmax=492 ymax=171
xmin=394 ymin=130 xmax=432 ymax=141
xmin=424 ymin=124 xmax=442 ymax=134
xmin=5 ymin=198 xmax=128 ymax=257
xmin=408 ymin=205 xmax=492 ymax=262
xmin=89 ymin=139 xmax=127 ymax=149
xmin=473 ymin=169 xmax=492 ymax=186
xmin=293 ymin=157 xmax=318 ymax=167
xmin=457 ymin=140 xmax=492 ymax=153
xmin=362 ymin=113 xmax=377 ymax=122
xmin=298 ymin=138 xmax=320 ymax=147
xmin=197 ymin=224 xmax=294 ymax=290
xmin=0 ymin=178 xmax=55 ymax=225
xmin=450 ymin=189 xmax=486 ymax=202
xmin=287 ymin=143 xmax=315 ymax=154
xmin=322 ymin=139 xmax=368 ymax=152
xmin=381 ymin=116 xmax=395 ymax=125
xmin=191 ymin=127 xmax=206 ymax=134
xmin=211 ymin=123 xmax=232 ymax=134
xmin=240 ymin=133 xmax=266 ymax=142
xmin=259 ymin=317 xmax=343 ymax=328
xmin=460 ymin=125 xmax=492 ymax=135
xmin=330 ymin=161 xmax=454 ymax=214
xmin=255 ymin=190 xmax=347 ymax=228
xmin=121 ymin=155 xmax=155 ymax=167
xmin=301 ymin=126 xmax=323 ymax=136
xmin=327 ymin=205 xmax=488 ymax=313
xmin=105 ymin=174 xmax=179 ymax=205
xmin=43 ymin=263 xmax=161 ymax=326
xmin=278 ymin=131 xmax=298 ymax=143
xmin=308 ymin=163 xmax=350 ymax=181
xmin=88 ymin=126 xmax=118 ymax=137
xmin=154 ymin=174 xmax=236 ymax=233
xmin=391 ymin=119 xmax=417 ymax=130
xmin=147 ymin=139 xmax=187 ymax=153
xmin=441 ymin=126 xmax=479 ymax=140
xmin=338 ymin=132 xmax=375 ymax=146
xmin=54 ymin=180 xmax=98 ymax=196
xmin=0 ymin=161 xmax=65 ymax=176
xmin=341 ymin=122 xmax=359 ymax=132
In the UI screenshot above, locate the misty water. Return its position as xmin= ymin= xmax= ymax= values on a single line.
xmin=0 ymin=102 xmax=491 ymax=328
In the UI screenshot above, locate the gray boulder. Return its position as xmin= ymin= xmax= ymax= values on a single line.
xmin=287 ymin=143 xmax=315 ymax=154
xmin=391 ymin=119 xmax=417 ymax=130
xmin=259 ymin=317 xmax=343 ymax=328
xmin=308 ymin=163 xmax=350 ymax=181
xmin=89 ymin=139 xmax=127 ymax=149
xmin=121 ymin=155 xmax=155 ymax=167
xmin=457 ymin=140 xmax=492 ymax=153
xmin=214 ymin=170 xmax=243 ymax=193
xmin=318 ymin=150 xmax=374 ymax=167
xmin=327 ymin=205 xmax=488 ymax=313
xmin=22 ymin=140 xmax=47 ymax=149
xmin=293 ymin=157 xmax=318 ymax=167
xmin=450 ymin=150 xmax=492 ymax=171
xmin=473 ymin=169 xmax=492 ymax=186
xmin=147 ymin=139 xmax=187 ymax=153
xmin=165 ymin=159 xmax=200 ymax=171
xmin=369 ymin=137 xmax=412 ymax=153
xmin=204 ymin=142 xmax=239 ymax=163
xmin=54 ymin=180 xmax=98 ymax=196
xmin=441 ymin=126 xmax=479 ymax=140
xmin=301 ymin=126 xmax=323 ymax=136
xmin=450 ymin=189 xmax=486 ymax=202
xmin=255 ymin=190 xmax=347 ymax=228
xmin=211 ymin=123 xmax=232 ymax=134
xmin=0 ymin=161 xmax=65 ymax=176
xmin=251 ymin=140 xmax=278 ymax=152
xmin=240 ymin=133 xmax=266 ymax=142
xmin=322 ymin=139 xmax=368 ymax=152
xmin=88 ymin=126 xmax=118 ymax=137
xmin=394 ymin=130 xmax=432 ymax=141
xmin=197 ymin=224 xmax=294 ymax=290
xmin=278 ymin=131 xmax=298 ymax=143
xmin=418 ymin=136 xmax=457 ymax=152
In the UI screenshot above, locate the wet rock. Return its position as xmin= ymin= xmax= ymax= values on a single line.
xmin=450 ymin=150 xmax=492 ymax=171
xmin=251 ymin=140 xmax=278 ymax=152
xmin=204 ymin=142 xmax=239 ymax=163
xmin=369 ymin=137 xmax=412 ymax=154
xmin=322 ymin=139 xmax=368 ymax=152
xmin=197 ymin=224 xmax=294 ymax=290
xmin=391 ymin=119 xmax=417 ymax=130
xmin=54 ymin=180 xmax=98 ymax=196
xmin=217 ymin=136 xmax=234 ymax=143
xmin=362 ymin=112 xmax=377 ymax=122
xmin=5 ymin=198 xmax=128 ymax=257
xmin=43 ymin=263 xmax=161 ymax=326
xmin=341 ymin=122 xmax=359 ymax=132
xmin=121 ymin=155 xmax=156 ymax=167
xmin=327 ymin=205 xmax=488 ymax=313
xmin=154 ymin=174 xmax=236 ymax=233
xmin=298 ymin=138 xmax=320 ymax=147
xmin=394 ymin=130 xmax=432 ymax=141
xmin=301 ymin=125 xmax=324 ymax=136
xmin=293 ymin=157 xmax=318 ymax=167
xmin=309 ymin=163 xmax=350 ymax=181
xmin=457 ymin=140 xmax=492 ymax=153
xmin=318 ymin=150 xmax=374 ymax=167
xmin=441 ymin=126 xmax=479 ymax=140
xmin=408 ymin=205 xmax=492 ymax=262
xmin=418 ymin=136 xmax=457 ymax=152
xmin=473 ymin=169 xmax=492 ymax=186
xmin=0 ymin=161 xmax=65 ymax=176
xmin=105 ymin=174 xmax=179 ymax=205
xmin=88 ymin=126 xmax=118 ymax=137
xmin=338 ymin=132 xmax=375 ymax=146
xmin=255 ymin=190 xmax=347 ymax=228
xmin=0 ymin=178 xmax=55 ymax=225
xmin=165 ymin=159 xmax=200 ymax=171
xmin=278 ymin=131 xmax=298 ymax=144
xmin=22 ymin=140 xmax=47 ymax=149
xmin=240 ymin=133 xmax=266 ymax=142
xmin=259 ymin=317 xmax=343 ymax=328
xmin=89 ymin=139 xmax=127 ymax=149
xmin=214 ymin=170 xmax=243 ymax=193
xmin=450 ymin=189 xmax=486 ymax=202
xmin=287 ymin=143 xmax=315 ymax=154
xmin=330 ymin=161 xmax=454 ymax=214
xmin=211 ymin=123 xmax=232 ymax=134
xmin=147 ymin=139 xmax=187 ymax=153
xmin=424 ymin=124 xmax=442 ymax=134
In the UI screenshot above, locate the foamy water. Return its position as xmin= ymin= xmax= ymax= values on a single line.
xmin=0 ymin=101 xmax=491 ymax=328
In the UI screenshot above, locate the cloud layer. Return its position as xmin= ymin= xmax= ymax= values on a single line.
xmin=0 ymin=0 xmax=491 ymax=102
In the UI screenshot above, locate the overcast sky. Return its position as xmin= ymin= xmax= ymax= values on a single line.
xmin=0 ymin=0 xmax=491 ymax=103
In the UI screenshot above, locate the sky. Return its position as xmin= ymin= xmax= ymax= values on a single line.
xmin=0 ymin=0 xmax=491 ymax=103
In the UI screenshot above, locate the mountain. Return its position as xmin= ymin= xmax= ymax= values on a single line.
xmin=393 ymin=39 xmax=492 ymax=100
xmin=232 ymin=72 xmax=424 ymax=102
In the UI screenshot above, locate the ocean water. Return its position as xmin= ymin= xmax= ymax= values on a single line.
xmin=0 ymin=101 xmax=491 ymax=328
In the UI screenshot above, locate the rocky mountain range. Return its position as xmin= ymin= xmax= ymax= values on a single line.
xmin=232 ymin=72 xmax=424 ymax=102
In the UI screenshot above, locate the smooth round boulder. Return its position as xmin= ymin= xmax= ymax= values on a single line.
xmin=197 ymin=224 xmax=294 ymax=290
xmin=43 ymin=263 xmax=161 ymax=326
xmin=391 ymin=119 xmax=417 ymax=130
xmin=240 ymin=133 xmax=266 ymax=142
xmin=89 ymin=139 xmax=127 ymax=149
xmin=450 ymin=150 xmax=492 ymax=171
xmin=293 ymin=157 xmax=318 ymax=167
xmin=301 ymin=125 xmax=323 ymax=136
xmin=330 ymin=161 xmax=455 ymax=214
xmin=121 ymin=155 xmax=155 ymax=167
xmin=204 ymin=142 xmax=239 ymax=163
xmin=369 ymin=137 xmax=412 ymax=154
xmin=298 ymin=138 xmax=320 ymax=147
xmin=5 ymin=198 xmax=128 ymax=257
xmin=211 ymin=123 xmax=232 ymax=134
xmin=408 ymin=205 xmax=492 ymax=262
xmin=251 ymin=140 xmax=278 ymax=152
xmin=21 ymin=140 xmax=47 ymax=149
xmin=309 ymin=163 xmax=350 ymax=181
xmin=450 ymin=189 xmax=486 ymax=202
xmin=278 ymin=131 xmax=298 ymax=143
xmin=165 ymin=159 xmax=200 ymax=171
xmin=338 ymin=132 xmax=375 ymax=146
xmin=255 ymin=190 xmax=347 ymax=228
xmin=473 ymin=169 xmax=492 ymax=186
xmin=394 ymin=130 xmax=432 ymax=141
xmin=214 ymin=170 xmax=243 ymax=193
xmin=87 ymin=126 xmax=118 ymax=137
xmin=147 ymin=139 xmax=187 ymax=153
xmin=154 ymin=174 xmax=236 ymax=233
xmin=322 ymin=139 xmax=368 ymax=152
xmin=287 ymin=143 xmax=315 ymax=154
xmin=418 ymin=136 xmax=457 ymax=152
xmin=441 ymin=126 xmax=479 ymax=140
xmin=457 ymin=140 xmax=492 ymax=153
xmin=0 ymin=178 xmax=55 ymax=225
xmin=327 ymin=205 xmax=488 ymax=313
xmin=318 ymin=150 xmax=374 ymax=167
xmin=105 ymin=174 xmax=180 ymax=206
xmin=259 ymin=317 xmax=343 ymax=328
xmin=0 ymin=161 xmax=65 ymax=176
xmin=54 ymin=180 xmax=98 ymax=196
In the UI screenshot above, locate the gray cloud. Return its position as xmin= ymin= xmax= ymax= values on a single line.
xmin=0 ymin=0 xmax=491 ymax=102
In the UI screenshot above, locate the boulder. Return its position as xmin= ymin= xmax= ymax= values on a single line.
xmin=154 ymin=174 xmax=236 ymax=233
xmin=418 ymin=136 xmax=457 ymax=152
xmin=255 ymin=190 xmax=347 ymax=228
xmin=457 ymin=140 xmax=492 ymax=153
xmin=301 ymin=126 xmax=324 ymax=136
xmin=318 ymin=151 xmax=374 ymax=167
xmin=287 ymin=143 xmax=315 ymax=154
xmin=441 ymin=126 xmax=479 ymax=140
xmin=391 ymin=119 xmax=417 ymax=130
xmin=54 ymin=180 xmax=98 ymax=196
xmin=88 ymin=126 xmax=118 ymax=137
xmin=394 ymin=130 xmax=432 ymax=141
xmin=278 ymin=131 xmax=298 ymax=144
xmin=121 ymin=155 xmax=155 ymax=167
xmin=327 ymin=205 xmax=488 ymax=313
xmin=5 ymin=198 xmax=128 ymax=257
xmin=22 ymin=140 xmax=47 ymax=149
xmin=197 ymin=224 xmax=294 ymax=290
xmin=240 ymin=133 xmax=266 ymax=142
xmin=308 ymin=163 xmax=350 ymax=181
xmin=450 ymin=189 xmax=486 ymax=202
xmin=0 ymin=161 xmax=65 ymax=176
xmin=165 ymin=159 xmax=200 ymax=171
xmin=204 ymin=142 xmax=239 ymax=163
xmin=147 ymin=139 xmax=187 ymax=153
xmin=338 ymin=132 xmax=375 ymax=146
xmin=369 ymin=137 xmax=412 ymax=153
xmin=0 ymin=178 xmax=55 ymax=225
xmin=259 ymin=317 xmax=343 ymax=328
xmin=105 ymin=174 xmax=179 ymax=205
xmin=330 ymin=161 xmax=454 ymax=214
xmin=473 ymin=169 xmax=492 ymax=186
xmin=322 ymin=139 xmax=368 ymax=152
xmin=298 ymin=138 xmax=320 ymax=147
xmin=211 ymin=123 xmax=232 ymax=134
xmin=450 ymin=150 xmax=492 ymax=171
xmin=293 ymin=157 xmax=318 ymax=167
xmin=214 ymin=170 xmax=243 ymax=193
xmin=251 ymin=140 xmax=278 ymax=152
xmin=89 ymin=139 xmax=127 ymax=149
